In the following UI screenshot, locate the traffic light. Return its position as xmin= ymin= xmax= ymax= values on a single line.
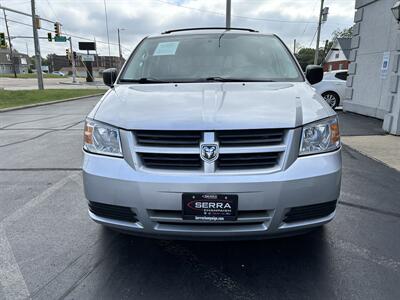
xmin=73 ymin=51 xmax=77 ymax=60
xmin=54 ymin=22 xmax=61 ymax=36
xmin=66 ymin=48 xmax=70 ymax=60
xmin=47 ymin=32 xmax=52 ymax=42
xmin=35 ymin=16 xmax=41 ymax=29
xmin=0 ymin=32 xmax=6 ymax=48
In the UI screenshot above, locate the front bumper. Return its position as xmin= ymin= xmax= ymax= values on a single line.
xmin=83 ymin=149 xmax=341 ymax=240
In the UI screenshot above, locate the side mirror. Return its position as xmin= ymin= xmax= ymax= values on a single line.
xmin=103 ymin=68 xmax=118 ymax=87
xmin=305 ymin=65 xmax=323 ymax=85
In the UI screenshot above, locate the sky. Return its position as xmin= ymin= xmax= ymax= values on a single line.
xmin=0 ymin=0 xmax=356 ymax=58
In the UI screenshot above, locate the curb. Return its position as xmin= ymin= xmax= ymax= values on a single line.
xmin=0 ymin=93 xmax=105 ymax=113
xmin=341 ymin=142 xmax=400 ymax=173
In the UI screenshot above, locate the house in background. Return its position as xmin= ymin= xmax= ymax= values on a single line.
xmin=323 ymin=38 xmax=351 ymax=71
xmin=0 ymin=48 xmax=30 ymax=74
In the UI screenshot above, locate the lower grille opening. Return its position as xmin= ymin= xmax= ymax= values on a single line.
xmin=283 ymin=200 xmax=337 ymax=223
xmin=157 ymin=222 xmax=263 ymax=227
xmin=148 ymin=209 xmax=271 ymax=225
xmin=88 ymin=201 xmax=138 ymax=223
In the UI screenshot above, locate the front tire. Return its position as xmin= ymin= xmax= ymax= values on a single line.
xmin=322 ymin=92 xmax=340 ymax=109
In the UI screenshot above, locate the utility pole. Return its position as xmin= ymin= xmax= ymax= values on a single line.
xmin=94 ymin=36 xmax=99 ymax=70
xmin=117 ymin=28 xmax=122 ymax=69
xmin=293 ymin=39 xmax=296 ymax=54
xmin=31 ymin=0 xmax=44 ymax=89
xmin=226 ymin=0 xmax=231 ymax=29
xmin=314 ymin=0 xmax=324 ymax=65
xmin=68 ymin=37 xmax=77 ymax=83
xmin=3 ymin=9 xmax=17 ymax=78
xmin=103 ymin=0 xmax=111 ymax=57
xmin=117 ymin=28 xmax=125 ymax=70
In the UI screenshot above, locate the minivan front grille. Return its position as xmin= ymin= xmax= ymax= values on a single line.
xmin=138 ymin=153 xmax=202 ymax=170
xmin=135 ymin=130 xmax=201 ymax=147
xmin=216 ymin=129 xmax=284 ymax=147
xmin=217 ymin=152 xmax=280 ymax=170
xmin=133 ymin=129 xmax=287 ymax=173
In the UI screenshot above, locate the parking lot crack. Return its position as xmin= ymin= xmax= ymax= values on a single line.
xmin=0 ymin=115 xmax=63 ymax=129
xmin=0 ymin=130 xmax=57 ymax=148
xmin=339 ymin=200 xmax=400 ymax=219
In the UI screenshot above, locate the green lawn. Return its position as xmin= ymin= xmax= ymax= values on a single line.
xmin=0 ymin=73 xmax=68 ymax=79
xmin=0 ymin=89 xmax=104 ymax=109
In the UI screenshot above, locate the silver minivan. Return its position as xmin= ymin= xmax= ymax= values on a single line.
xmin=83 ymin=28 xmax=341 ymax=240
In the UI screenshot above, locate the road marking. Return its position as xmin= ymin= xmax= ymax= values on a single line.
xmin=1 ymin=174 xmax=79 ymax=226
xmin=0 ymin=173 xmax=80 ymax=300
xmin=158 ymin=240 xmax=256 ymax=300
xmin=0 ymin=226 xmax=30 ymax=300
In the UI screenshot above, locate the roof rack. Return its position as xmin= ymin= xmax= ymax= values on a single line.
xmin=162 ymin=27 xmax=258 ymax=34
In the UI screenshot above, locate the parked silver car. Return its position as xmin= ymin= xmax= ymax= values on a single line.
xmin=83 ymin=28 xmax=341 ymax=240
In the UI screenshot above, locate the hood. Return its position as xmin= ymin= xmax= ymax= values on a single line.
xmin=92 ymin=82 xmax=335 ymax=130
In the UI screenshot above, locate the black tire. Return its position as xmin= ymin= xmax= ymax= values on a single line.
xmin=322 ymin=92 xmax=340 ymax=109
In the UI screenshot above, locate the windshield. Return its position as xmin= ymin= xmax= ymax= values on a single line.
xmin=120 ymin=33 xmax=303 ymax=83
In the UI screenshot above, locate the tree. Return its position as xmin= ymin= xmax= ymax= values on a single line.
xmin=332 ymin=27 xmax=353 ymax=39
xmin=295 ymin=48 xmax=325 ymax=70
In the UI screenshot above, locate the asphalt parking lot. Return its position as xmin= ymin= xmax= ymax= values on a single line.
xmin=1 ymin=97 xmax=399 ymax=300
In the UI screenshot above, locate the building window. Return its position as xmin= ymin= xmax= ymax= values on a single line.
xmin=329 ymin=64 xmax=333 ymax=71
xmin=335 ymin=53 xmax=339 ymax=59
xmin=339 ymin=63 xmax=343 ymax=70
xmin=6 ymin=54 xmax=10 ymax=61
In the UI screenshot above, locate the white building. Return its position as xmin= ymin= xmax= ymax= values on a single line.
xmin=344 ymin=0 xmax=400 ymax=135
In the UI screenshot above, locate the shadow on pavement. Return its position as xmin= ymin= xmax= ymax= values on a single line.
xmin=81 ymin=227 xmax=334 ymax=299
xmin=337 ymin=111 xmax=385 ymax=136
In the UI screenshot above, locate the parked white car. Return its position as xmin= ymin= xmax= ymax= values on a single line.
xmin=52 ymin=71 xmax=65 ymax=76
xmin=313 ymin=70 xmax=348 ymax=109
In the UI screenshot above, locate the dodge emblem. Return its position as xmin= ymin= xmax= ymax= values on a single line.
xmin=200 ymin=143 xmax=219 ymax=163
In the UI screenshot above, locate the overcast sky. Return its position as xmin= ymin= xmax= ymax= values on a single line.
xmin=0 ymin=0 xmax=355 ymax=58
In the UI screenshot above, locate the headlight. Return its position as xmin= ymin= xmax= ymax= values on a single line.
xmin=299 ymin=116 xmax=340 ymax=156
xmin=83 ymin=119 xmax=123 ymax=157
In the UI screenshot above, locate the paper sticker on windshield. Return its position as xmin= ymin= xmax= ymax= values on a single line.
xmin=153 ymin=41 xmax=179 ymax=56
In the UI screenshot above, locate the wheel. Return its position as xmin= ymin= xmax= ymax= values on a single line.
xmin=322 ymin=92 xmax=340 ymax=109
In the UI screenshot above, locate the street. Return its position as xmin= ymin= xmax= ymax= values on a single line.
xmin=0 ymin=97 xmax=399 ymax=299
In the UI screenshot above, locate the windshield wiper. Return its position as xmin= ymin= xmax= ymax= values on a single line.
xmin=205 ymin=77 xmax=276 ymax=82
xmin=120 ymin=78 xmax=171 ymax=84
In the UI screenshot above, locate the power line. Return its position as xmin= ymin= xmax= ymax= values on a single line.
xmin=309 ymin=26 xmax=319 ymax=47
xmin=0 ymin=16 xmax=53 ymax=31
xmin=0 ymin=16 xmax=129 ymax=50
xmin=153 ymin=0 xmax=319 ymax=24
xmin=45 ymin=0 xmax=59 ymax=20
xmin=300 ymin=0 xmax=319 ymax=39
